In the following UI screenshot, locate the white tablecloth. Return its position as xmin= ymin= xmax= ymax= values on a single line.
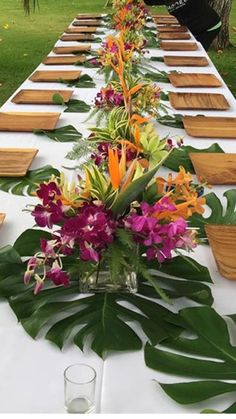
xmin=0 ymin=17 xmax=236 ymax=414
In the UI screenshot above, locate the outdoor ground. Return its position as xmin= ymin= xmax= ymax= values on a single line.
xmin=0 ymin=0 xmax=235 ymax=106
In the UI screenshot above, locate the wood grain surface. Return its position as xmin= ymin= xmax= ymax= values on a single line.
xmin=60 ymin=34 xmax=95 ymax=42
xmin=73 ymin=20 xmax=102 ymax=26
xmin=29 ymin=71 xmax=81 ymax=82
xmin=65 ymin=27 xmax=98 ymax=33
xmin=183 ymin=116 xmax=236 ymax=138
xmin=168 ymin=73 xmax=221 ymax=88
xmin=205 ymin=225 xmax=236 ymax=280
xmin=158 ymin=32 xmax=191 ymax=40
xmin=164 ymin=56 xmax=208 ymax=66
xmin=160 ymin=41 xmax=198 ymax=51
xmin=190 ymin=153 xmax=236 ymax=184
xmin=43 ymin=55 xmax=86 ymax=65
xmin=0 ymin=112 xmax=60 ymax=132
xmin=169 ymin=92 xmax=230 ymax=110
xmin=157 ymin=25 xmax=187 ymax=32
xmin=0 ymin=148 xmax=38 ymax=176
xmin=12 ymin=89 xmax=73 ymax=104
xmin=53 ymin=45 xmax=91 ymax=54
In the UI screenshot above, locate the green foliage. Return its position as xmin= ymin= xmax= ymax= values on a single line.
xmin=64 ymin=99 xmax=91 ymax=113
xmin=190 ymin=189 xmax=236 ymax=239
xmin=0 ymin=165 xmax=59 ymax=196
xmin=63 ymin=74 xmax=96 ymax=88
xmin=164 ymin=143 xmax=224 ymax=173
xmin=144 ymin=70 xmax=169 ymax=83
xmin=34 ymin=125 xmax=82 ymax=142
xmin=0 ymin=236 xmax=213 ymax=358
xmin=156 ymin=114 xmax=184 ymax=129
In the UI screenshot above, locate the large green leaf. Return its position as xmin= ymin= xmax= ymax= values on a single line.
xmin=202 ymin=402 xmax=236 ymax=413
xmin=0 ymin=165 xmax=60 ymax=196
xmin=52 ymin=94 xmax=91 ymax=113
xmin=164 ymin=143 xmax=224 ymax=173
xmin=0 ymin=240 xmax=212 ymax=358
xmin=145 ymin=305 xmax=236 ymax=379
xmin=34 ymin=125 xmax=82 ymax=142
xmin=158 ymin=381 xmax=236 ymax=405
xmin=189 ymin=189 xmax=236 ymax=239
xmin=64 ymin=74 xmax=96 ymax=88
xmin=144 ymin=70 xmax=169 ymax=83
xmin=156 ymin=114 xmax=184 ymax=129
xmin=145 ymin=306 xmax=236 ymax=410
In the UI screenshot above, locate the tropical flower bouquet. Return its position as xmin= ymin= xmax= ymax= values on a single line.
xmin=24 ymin=143 xmax=205 ymax=296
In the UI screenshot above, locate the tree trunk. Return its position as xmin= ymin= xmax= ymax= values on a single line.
xmin=208 ymin=0 xmax=233 ymax=50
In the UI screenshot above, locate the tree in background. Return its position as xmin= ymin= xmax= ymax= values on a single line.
xmin=208 ymin=0 xmax=233 ymax=49
xmin=23 ymin=0 xmax=38 ymax=14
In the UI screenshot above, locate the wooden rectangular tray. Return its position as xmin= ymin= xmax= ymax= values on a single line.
xmin=157 ymin=25 xmax=187 ymax=32
xmin=169 ymin=92 xmax=230 ymax=110
xmin=43 ymin=55 xmax=86 ymax=65
xmin=190 ymin=153 xmax=236 ymax=185
xmin=160 ymin=41 xmax=198 ymax=51
xmin=53 ymin=45 xmax=91 ymax=54
xmin=164 ymin=56 xmax=209 ymax=67
xmin=29 ymin=70 xmax=81 ymax=82
xmin=60 ymin=34 xmax=95 ymax=42
xmin=76 ymin=14 xmax=102 ymax=19
xmin=65 ymin=27 xmax=98 ymax=34
xmin=73 ymin=20 xmax=101 ymax=26
xmin=158 ymin=32 xmax=191 ymax=40
xmin=0 ymin=112 xmax=60 ymax=132
xmin=12 ymin=89 xmax=73 ymax=104
xmin=0 ymin=213 xmax=5 ymax=227
xmin=168 ymin=73 xmax=222 ymax=88
xmin=0 ymin=148 xmax=38 ymax=177
xmin=155 ymin=18 xmax=179 ymax=25
xmin=183 ymin=116 xmax=236 ymax=138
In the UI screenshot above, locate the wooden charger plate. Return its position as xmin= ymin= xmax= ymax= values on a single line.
xmin=169 ymin=92 xmax=230 ymax=110
xmin=65 ymin=27 xmax=98 ymax=34
xmin=53 ymin=45 xmax=91 ymax=54
xmin=43 ymin=55 xmax=86 ymax=65
xmin=157 ymin=25 xmax=187 ymax=32
xmin=76 ymin=14 xmax=102 ymax=19
xmin=168 ymin=73 xmax=221 ymax=88
xmin=164 ymin=56 xmax=208 ymax=67
xmin=29 ymin=71 xmax=81 ymax=82
xmin=0 ymin=112 xmax=60 ymax=132
xmin=60 ymin=34 xmax=95 ymax=42
xmin=73 ymin=20 xmax=101 ymax=27
xmin=12 ymin=89 xmax=73 ymax=104
xmin=190 ymin=153 xmax=236 ymax=185
xmin=183 ymin=116 xmax=236 ymax=138
xmin=0 ymin=148 xmax=38 ymax=177
xmin=158 ymin=32 xmax=191 ymax=40
xmin=160 ymin=41 xmax=198 ymax=51
xmin=0 ymin=213 xmax=6 ymax=227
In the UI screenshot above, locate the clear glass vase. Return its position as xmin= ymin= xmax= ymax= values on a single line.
xmin=80 ymin=264 xmax=138 ymax=294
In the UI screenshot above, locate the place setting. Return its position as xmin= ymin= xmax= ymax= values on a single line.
xmin=0 ymin=112 xmax=60 ymax=132
xmin=43 ymin=55 xmax=87 ymax=65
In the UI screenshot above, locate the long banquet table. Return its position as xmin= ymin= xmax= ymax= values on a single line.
xmin=0 ymin=13 xmax=236 ymax=414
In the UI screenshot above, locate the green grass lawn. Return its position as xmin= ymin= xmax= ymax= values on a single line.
xmin=0 ymin=0 xmax=235 ymax=106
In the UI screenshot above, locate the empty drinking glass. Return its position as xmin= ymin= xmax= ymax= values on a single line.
xmin=64 ymin=363 xmax=96 ymax=414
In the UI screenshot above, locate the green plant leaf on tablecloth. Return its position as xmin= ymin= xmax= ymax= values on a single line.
xmin=202 ymin=402 xmax=236 ymax=413
xmin=144 ymin=70 xmax=170 ymax=83
xmin=164 ymin=143 xmax=224 ymax=173
xmin=150 ymin=56 xmax=164 ymax=63
xmin=0 ymin=165 xmax=60 ymax=196
xmin=61 ymin=74 xmax=96 ymax=88
xmin=157 ymin=113 xmax=184 ymax=128
xmin=189 ymin=189 xmax=236 ymax=239
xmin=145 ymin=306 xmax=236 ymax=408
xmin=0 ymin=236 xmax=213 ymax=358
xmin=52 ymin=94 xmax=91 ymax=113
xmin=75 ymin=58 xmax=101 ymax=68
xmin=34 ymin=125 xmax=82 ymax=142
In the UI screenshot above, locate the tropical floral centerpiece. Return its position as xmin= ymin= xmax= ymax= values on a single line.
xmin=24 ymin=144 xmax=205 ymax=295
xmin=112 ymin=0 xmax=148 ymax=31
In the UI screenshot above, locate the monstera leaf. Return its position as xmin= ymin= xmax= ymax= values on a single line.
xmin=34 ymin=125 xmax=82 ymax=142
xmin=0 ymin=231 xmax=213 ymax=358
xmin=145 ymin=306 xmax=236 ymax=410
xmin=164 ymin=143 xmax=224 ymax=173
xmin=189 ymin=189 xmax=236 ymax=239
xmin=0 ymin=165 xmax=60 ymax=196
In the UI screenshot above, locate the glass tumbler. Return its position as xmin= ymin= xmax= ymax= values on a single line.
xmin=64 ymin=363 xmax=96 ymax=414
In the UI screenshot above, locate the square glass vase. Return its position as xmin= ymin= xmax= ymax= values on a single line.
xmin=80 ymin=268 xmax=138 ymax=294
